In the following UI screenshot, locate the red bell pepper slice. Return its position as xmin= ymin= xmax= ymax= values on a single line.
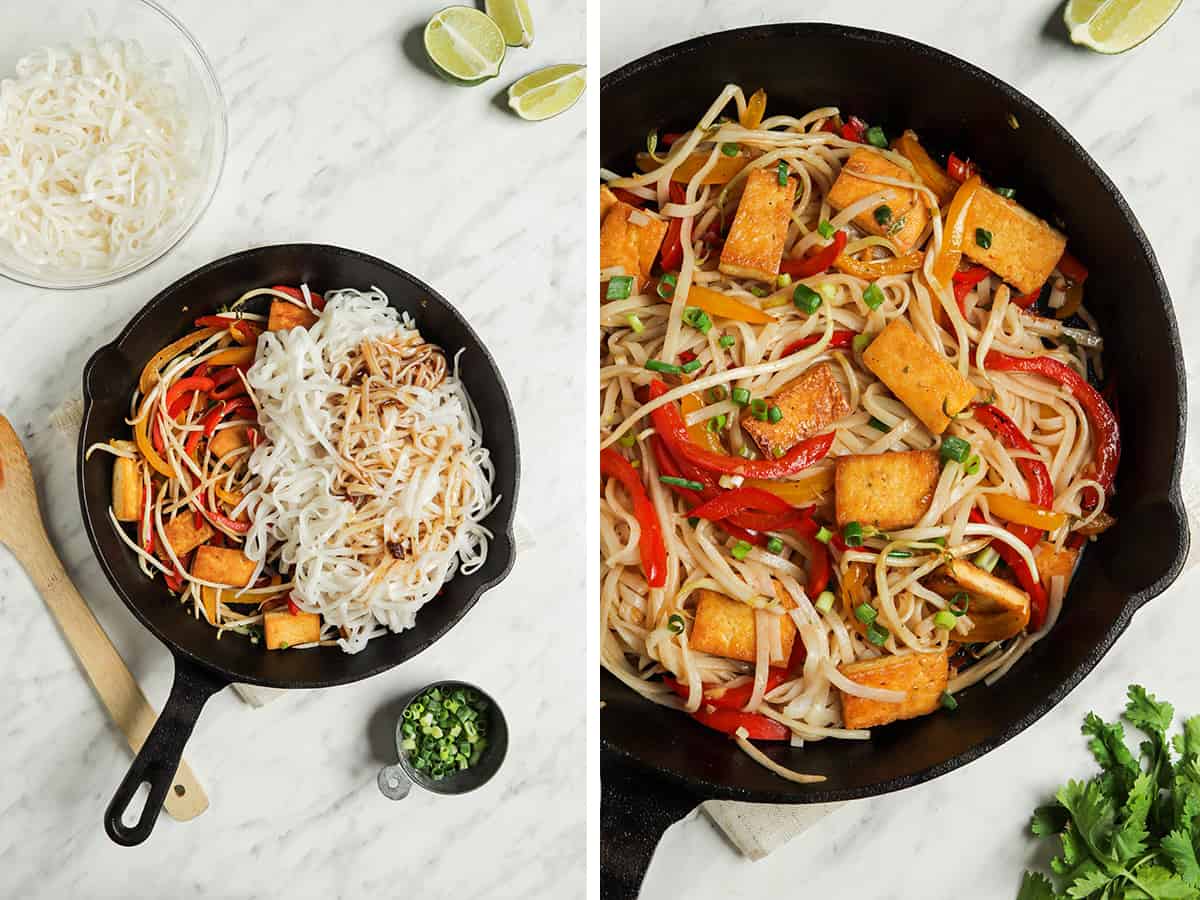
xmin=983 ymin=352 xmax=1119 ymax=509
xmin=664 ymin=668 xmax=790 ymax=710
xmin=1011 ymin=286 xmax=1043 ymax=309
xmin=781 ymin=329 xmax=856 ymax=357
xmin=287 ymin=594 xmax=302 ymax=616
xmin=1056 ymin=250 xmax=1088 ymax=286
xmin=272 ymin=285 xmax=325 ymax=310
xmin=691 ymin=707 xmax=790 ymax=741
xmin=946 ymin=153 xmax=976 ymax=182
xmin=600 ymin=447 xmax=667 ymax=588
xmin=972 ymin=405 xmax=1054 ymax=511
xmin=193 ymin=315 xmax=240 ymax=330
xmin=210 ymin=366 xmax=249 ymax=401
xmin=610 ymin=187 xmax=647 ymax=209
xmin=661 ymin=132 xmax=685 ymax=145
xmin=779 ymin=230 xmax=847 ymax=278
xmin=951 ymin=265 xmax=990 ymax=316
xmin=790 ymin=517 xmax=831 ymax=597
xmin=164 ymin=376 xmax=215 ymax=410
xmin=658 ymin=183 xmax=688 ymax=272
xmin=839 ymin=116 xmax=867 ymax=143
xmin=648 ymin=381 xmax=833 ymax=480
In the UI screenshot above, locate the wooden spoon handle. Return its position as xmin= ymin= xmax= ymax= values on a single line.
xmin=21 ymin=541 xmax=208 ymax=821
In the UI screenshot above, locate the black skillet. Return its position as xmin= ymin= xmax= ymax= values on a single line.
xmin=77 ymin=244 xmax=520 ymax=846
xmin=601 ymin=25 xmax=1188 ymax=898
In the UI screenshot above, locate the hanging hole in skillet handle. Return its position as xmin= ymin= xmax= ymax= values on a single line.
xmin=105 ymin=656 xmax=228 ymax=846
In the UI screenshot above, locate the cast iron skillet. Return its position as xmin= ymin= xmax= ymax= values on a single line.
xmin=78 ymin=244 xmax=520 ymax=846
xmin=601 ymin=24 xmax=1188 ymax=899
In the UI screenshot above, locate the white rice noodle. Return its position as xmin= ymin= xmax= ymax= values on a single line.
xmin=821 ymin=659 xmax=906 ymax=704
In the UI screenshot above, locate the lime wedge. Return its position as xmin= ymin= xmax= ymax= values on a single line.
xmin=424 ymin=6 xmax=506 ymax=83
xmin=507 ymin=64 xmax=585 ymax=121
xmin=485 ymin=0 xmax=534 ymax=48
xmin=1064 ymin=0 xmax=1182 ymax=53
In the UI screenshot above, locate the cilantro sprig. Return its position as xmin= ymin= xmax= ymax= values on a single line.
xmin=1020 ymin=686 xmax=1200 ymax=899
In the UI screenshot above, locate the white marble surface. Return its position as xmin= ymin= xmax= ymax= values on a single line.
xmin=0 ymin=1 xmax=585 ymax=898
xmin=602 ymin=2 xmax=1200 ymax=898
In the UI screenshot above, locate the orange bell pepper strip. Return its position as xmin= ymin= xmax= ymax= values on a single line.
xmin=137 ymin=328 xmax=220 ymax=395
xmin=740 ymin=89 xmax=767 ymax=130
xmin=636 ymin=152 xmax=750 ymax=185
xmin=686 ymin=285 xmax=772 ymax=325
xmin=834 ymin=250 xmax=923 ymax=279
xmin=205 ymin=346 xmax=256 ymax=368
xmin=987 ymin=493 xmax=1067 ymax=531
xmin=931 ymin=175 xmax=982 ymax=288
xmin=681 ymin=393 xmax=724 ymax=453
xmin=745 ymin=468 xmax=835 ymax=505
xmin=892 ymin=130 xmax=958 ymax=206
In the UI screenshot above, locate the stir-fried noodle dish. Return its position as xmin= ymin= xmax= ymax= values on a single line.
xmin=599 ymin=85 xmax=1120 ymax=782
xmin=89 ymin=285 xmax=496 ymax=654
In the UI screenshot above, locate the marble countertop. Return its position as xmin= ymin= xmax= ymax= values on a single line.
xmin=602 ymin=2 xmax=1200 ymax=899
xmin=0 ymin=1 xmax=585 ymax=898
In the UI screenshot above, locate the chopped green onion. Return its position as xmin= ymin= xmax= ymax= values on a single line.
xmin=995 ymin=186 xmax=1015 ymax=199
xmin=750 ymin=398 xmax=769 ymax=420
xmin=719 ymin=334 xmax=736 ymax=349
xmin=854 ymin=602 xmax=877 ymax=624
xmin=707 ymin=414 xmax=727 ymax=432
xmin=940 ymin=691 xmax=958 ymax=711
xmin=973 ymin=546 xmax=1000 ymax=573
xmin=815 ymin=590 xmax=836 ymax=613
xmin=887 ymin=549 xmax=913 ymax=559
xmin=738 ymin=445 xmax=753 ymax=459
xmin=964 ymin=454 xmax=981 ymax=476
xmin=404 ymin=685 xmax=490 ymax=780
xmin=866 ymin=622 xmax=890 ymax=646
xmin=777 ymin=273 xmax=792 ymax=288
xmin=777 ymin=161 xmax=789 ymax=186
xmin=708 ymin=386 xmax=728 ymax=403
xmin=934 ymin=610 xmax=958 ymax=630
xmin=618 ymin=432 xmax=637 ymax=448
xmin=627 ymin=313 xmax=644 ymax=334
xmin=687 ymin=516 xmax=699 ymax=527
xmin=815 ymin=526 xmax=833 ymax=544
xmin=793 ymin=283 xmax=822 ymax=314
xmin=750 ymin=285 xmax=769 ymax=298
xmin=873 ymin=205 xmax=892 ymax=227
xmin=660 ymin=475 xmax=704 ymax=491
xmin=767 ymin=405 xmax=783 ymax=424
xmin=843 ymin=521 xmax=864 ymax=547
xmin=865 ymin=125 xmax=887 ymax=148
xmin=629 ymin=459 xmax=639 ymax=468
xmin=720 ymin=142 xmax=739 ymax=157
xmin=817 ymin=220 xmax=835 ymax=240
xmin=852 ymin=333 xmax=873 ymax=353
xmin=730 ymin=540 xmax=753 ymax=560
xmin=645 ymin=359 xmax=682 ymax=375
xmin=682 ymin=305 xmax=712 ymax=334
xmin=731 ymin=387 xmax=751 ymax=406
xmin=975 ymin=227 xmax=993 ymax=249
xmin=949 ymin=592 xmax=970 ymax=616
xmin=680 ymin=359 xmax=702 ymax=374
xmin=863 ymin=282 xmax=885 ymax=310
xmin=607 ymin=276 xmax=634 ymax=300
xmin=667 ymin=613 xmax=685 ymax=634
xmin=772 ymin=447 xmax=785 ymax=458
xmin=868 ymin=417 xmax=890 ymax=433
xmin=657 ymin=273 xmax=678 ymax=299
xmin=766 ymin=536 xmax=784 ymax=554
xmin=940 ymin=436 xmax=971 ymax=464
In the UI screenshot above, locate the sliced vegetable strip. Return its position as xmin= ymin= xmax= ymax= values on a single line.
xmin=601 ymin=447 xmax=667 ymax=588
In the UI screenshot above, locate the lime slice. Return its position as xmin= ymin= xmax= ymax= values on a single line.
xmin=507 ymin=64 xmax=586 ymax=121
xmin=1064 ymin=0 xmax=1182 ymax=53
xmin=485 ymin=0 xmax=534 ymax=48
xmin=424 ymin=6 xmax=506 ymax=83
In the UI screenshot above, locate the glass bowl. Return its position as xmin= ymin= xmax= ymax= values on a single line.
xmin=0 ymin=0 xmax=226 ymax=289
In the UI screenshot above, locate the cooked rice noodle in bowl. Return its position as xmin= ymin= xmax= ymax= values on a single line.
xmin=242 ymin=288 xmax=497 ymax=653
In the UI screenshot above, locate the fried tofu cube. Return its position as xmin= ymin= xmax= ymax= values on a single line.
xmin=159 ymin=514 xmax=214 ymax=561
xmin=834 ymin=450 xmax=939 ymax=530
xmin=264 ymin=609 xmax=321 ymax=650
xmin=742 ymin=363 xmax=851 ymax=458
xmin=208 ymin=425 xmax=249 ymax=460
xmin=268 ymin=299 xmax=318 ymax=332
xmin=719 ymin=167 xmax=797 ymax=282
xmin=600 ymin=184 xmax=618 ymax=222
xmin=944 ymin=558 xmax=1030 ymax=642
xmin=1034 ymin=542 xmax=1081 ymax=591
xmin=862 ymin=318 xmax=977 ymax=435
xmin=112 ymin=456 xmax=143 ymax=522
xmin=826 ymin=149 xmax=931 ymax=253
xmin=838 ymin=650 xmax=949 ymax=730
xmin=193 ymin=546 xmax=259 ymax=624
xmin=963 ymin=187 xmax=1066 ymax=295
xmin=599 ymin=200 xmax=667 ymax=290
xmin=689 ymin=586 xmax=796 ymax=664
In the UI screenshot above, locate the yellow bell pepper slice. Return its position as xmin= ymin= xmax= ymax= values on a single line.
xmin=931 ymin=174 xmax=982 ymax=288
xmin=740 ymin=89 xmax=767 ymax=130
xmin=137 ymin=328 xmax=219 ymax=395
xmin=135 ymin=411 xmax=176 ymax=479
xmin=988 ymin=493 xmax=1067 ymax=531
xmin=892 ymin=130 xmax=958 ymax=206
xmin=745 ymin=467 xmax=835 ymax=505
xmin=1055 ymin=281 xmax=1084 ymax=321
xmin=635 ymin=152 xmax=750 ymax=185
xmin=205 ymin=346 xmax=256 ymax=368
xmin=834 ymin=250 xmax=924 ymax=279
xmin=681 ymin=393 xmax=724 ymax=453
xmin=686 ymin=285 xmax=772 ymax=325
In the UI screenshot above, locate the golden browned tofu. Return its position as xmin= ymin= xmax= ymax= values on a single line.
xmin=636 ymin=214 xmax=669 ymax=281
xmin=159 ymin=514 xmax=214 ymax=561
xmin=264 ymin=609 xmax=321 ymax=649
xmin=838 ymin=650 xmax=949 ymax=729
xmin=943 ymin=558 xmax=1030 ymax=642
xmin=862 ymin=318 xmax=977 ymax=435
xmin=112 ymin=455 xmax=143 ymax=522
xmin=1034 ymin=542 xmax=1080 ymax=591
xmin=719 ymin=167 xmax=797 ymax=282
xmin=964 ymin=187 xmax=1066 ymax=295
xmin=268 ymin=299 xmax=318 ymax=332
xmin=191 ymin=545 xmax=257 ymax=586
xmin=826 ymin=149 xmax=930 ymax=253
xmin=834 ymin=450 xmax=939 ymax=530
xmin=600 ymin=184 xmax=618 ymax=222
xmin=599 ymin=201 xmax=666 ymax=290
xmin=689 ymin=586 xmax=796 ymax=664
xmin=742 ymin=363 xmax=850 ymax=458
xmin=209 ymin=425 xmax=249 ymax=460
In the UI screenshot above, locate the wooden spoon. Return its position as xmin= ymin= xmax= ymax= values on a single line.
xmin=0 ymin=415 xmax=207 ymax=821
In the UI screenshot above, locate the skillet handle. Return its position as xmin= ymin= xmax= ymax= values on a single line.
xmin=602 ymin=751 xmax=702 ymax=900
xmin=105 ymin=657 xmax=228 ymax=846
